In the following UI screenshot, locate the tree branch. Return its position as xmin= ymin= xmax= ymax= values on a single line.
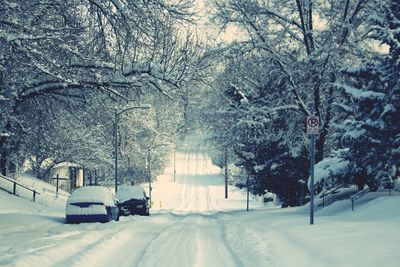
xmin=295 ymin=0 xmax=311 ymax=55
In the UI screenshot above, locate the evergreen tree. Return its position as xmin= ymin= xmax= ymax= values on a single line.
xmin=339 ymin=0 xmax=400 ymax=188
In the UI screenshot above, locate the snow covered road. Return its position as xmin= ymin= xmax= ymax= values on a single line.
xmin=132 ymin=138 xmax=253 ymax=267
xmin=1 ymin=136 xmax=400 ymax=267
xmin=0 ymin=137 xmax=260 ymax=267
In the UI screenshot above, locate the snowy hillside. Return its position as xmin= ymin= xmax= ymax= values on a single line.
xmin=0 ymin=173 xmax=68 ymax=207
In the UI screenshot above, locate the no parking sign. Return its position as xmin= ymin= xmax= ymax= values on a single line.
xmin=306 ymin=116 xmax=319 ymax=135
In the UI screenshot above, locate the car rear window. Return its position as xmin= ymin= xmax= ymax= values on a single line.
xmin=70 ymin=202 xmax=104 ymax=208
xmin=115 ymin=186 xmax=146 ymax=202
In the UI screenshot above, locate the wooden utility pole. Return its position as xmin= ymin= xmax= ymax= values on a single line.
xmin=53 ymin=174 xmax=68 ymax=198
xmin=94 ymin=169 xmax=98 ymax=186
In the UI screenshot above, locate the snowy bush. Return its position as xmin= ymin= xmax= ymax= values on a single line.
xmin=309 ymin=149 xmax=350 ymax=192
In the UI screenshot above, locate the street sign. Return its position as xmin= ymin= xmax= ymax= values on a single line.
xmin=306 ymin=116 xmax=319 ymax=135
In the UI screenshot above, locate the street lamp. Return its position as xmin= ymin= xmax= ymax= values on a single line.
xmin=114 ymin=104 xmax=151 ymax=193
xmin=147 ymin=143 xmax=170 ymax=206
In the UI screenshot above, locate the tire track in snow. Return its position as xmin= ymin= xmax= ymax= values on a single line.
xmin=136 ymin=214 xmax=243 ymax=267
xmin=53 ymin=136 xmax=237 ymax=266
xmin=50 ymin=222 xmax=131 ymax=267
xmin=8 ymin=222 xmax=124 ymax=267
xmin=55 ymin=215 xmax=184 ymax=267
xmin=222 ymin=215 xmax=319 ymax=267
xmin=223 ymin=219 xmax=275 ymax=267
xmin=174 ymin=140 xmax=222 ymax=214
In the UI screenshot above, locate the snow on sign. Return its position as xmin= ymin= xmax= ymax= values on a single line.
xmin=306 ymin=116 xmax=319 ymax=135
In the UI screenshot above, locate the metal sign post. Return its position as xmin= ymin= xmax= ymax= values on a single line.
xmin=310 ymin=134 xmax=315 ymax=225
xmin=225 ymin=148 xmax=228 ymax=199
xmin=306 ymin=116 xmax=319 ymax=225
xmin=246 ymin=173 xmax=250 ymax=212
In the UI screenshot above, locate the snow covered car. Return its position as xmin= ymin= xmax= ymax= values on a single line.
xmin=115 ymin=185 xmax=150 ymax=216
xmin=66 ymin=186 xmax=119 ymax=223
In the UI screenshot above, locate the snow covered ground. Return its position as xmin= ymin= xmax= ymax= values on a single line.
xmin=0 ymin=136 xmax=399 ymax=267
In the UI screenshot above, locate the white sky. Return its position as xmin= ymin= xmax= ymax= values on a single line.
xmin=191 ymin=0 xmax=391 ymax=54
xmin=191 ymin=0 xmax=246 ymax=44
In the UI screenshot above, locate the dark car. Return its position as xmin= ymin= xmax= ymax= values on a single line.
xmin=66 ymin=186 xmax=119 ymax=223
xmin=115 ymin=185 xmax=150 ymax=216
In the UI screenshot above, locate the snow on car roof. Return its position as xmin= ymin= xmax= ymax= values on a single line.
xmin=67 ymin=186 xmax=114 ymax=206
xmin=115 ymin=185 xmax=146 ymax=202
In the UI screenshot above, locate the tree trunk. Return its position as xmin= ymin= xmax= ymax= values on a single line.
xmin=0 ymin=120 xmax=14 ymax=175
xmin=0 ymin=135 xmax=8 ymax=175
xmin=315 ymin=75 xmax=335 ymax=163
xmin=0 ymin=149 xmax=7 ymax=176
